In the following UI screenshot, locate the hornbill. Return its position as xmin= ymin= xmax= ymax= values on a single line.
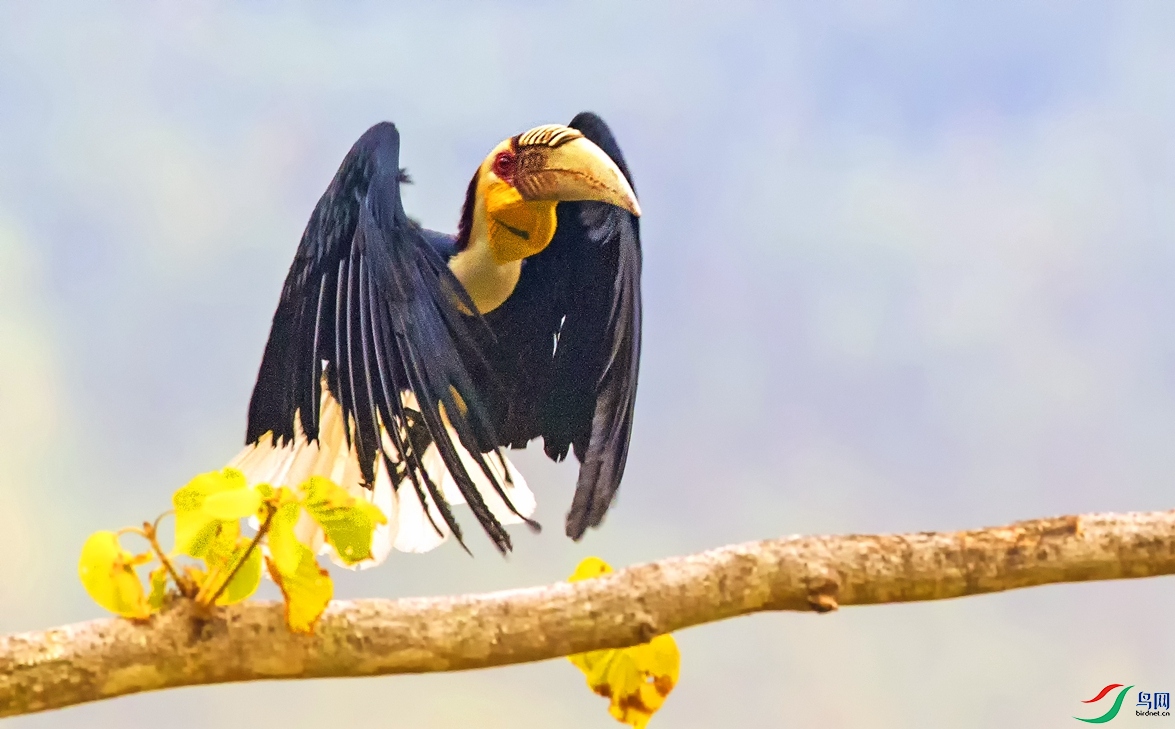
xmin=230 ymin=113 xmax=642 ymax=566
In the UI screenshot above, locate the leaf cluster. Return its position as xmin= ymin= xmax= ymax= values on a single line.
xmin=79 ymin=468 xmax=386 ymax=633
xmin=78 ymin=475 xmax=680 ymax=726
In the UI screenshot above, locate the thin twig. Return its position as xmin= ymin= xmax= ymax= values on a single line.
xmin=141 ymin=513 xmax=191 ymax=598
xmin=203 ymin=503 xmax=276 ymax=607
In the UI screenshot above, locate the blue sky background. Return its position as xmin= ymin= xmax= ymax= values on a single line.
xmin=2 ymin=2 xmax=1174 ymax=726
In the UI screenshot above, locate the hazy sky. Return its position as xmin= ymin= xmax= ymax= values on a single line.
xmin=2 ymin=2 xmax=1174 ymax=727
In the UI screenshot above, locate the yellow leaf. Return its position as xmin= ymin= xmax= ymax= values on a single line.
xmin=266 ymin=548 xmax=332 ymax=633
xmin=172 ymin=468 xmax=249 ymax=557
xmin=78 ymin=531 xmax=155 ymax=619
xmin=262 ymin=485 xmax=334 ymax=631
xmin=567 ymin=557 xmax=680 ymax=729
xmin=202 ymin=487 xmax=262 ymax=521
xmin=256 ymin=483 xmax=275 ymax=498
xmin=147 ymin=565 xmax=170 ymax=611
xmin=299 ymin=476 xmax=387 ymax=565
xmin=266 ymin=497 xmax=305 ymax=576
xmin=569 ymin=555 xmax=614 ymax=582
xmin=203 ymin=519 xmax=242 ymax=565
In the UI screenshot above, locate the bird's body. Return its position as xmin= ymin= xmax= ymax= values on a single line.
xmin=231 ymin=113 xmax=641 ymax=565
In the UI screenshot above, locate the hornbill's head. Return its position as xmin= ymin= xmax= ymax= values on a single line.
xmin=464 ymin=124 xmax=641 ymax=263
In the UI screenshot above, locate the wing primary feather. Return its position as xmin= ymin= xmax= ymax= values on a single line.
xmin=306 ymin=273 xmax=328 ymax=439
xmin=400 ymin=324 xmax=509 ymax=551
xmin=421 ymin=400 xmax=509 ymax=552
xmin=492 ymin=448 xmax=541 ymax=531
xmin=352 ymin=252 xmax=383 ymax=483
xmin=367 ymin=286 xmax=449 ymax=545
xmin=339 ymin=251 xmax=360 ymax=454
xmin=348 ymin=249 xmax=364 ymax=447
xmin=411 ymin=251 xmax=515 ymax=534
xmin=365 ymin=262 xmax=405 ymax=460
xmin=359 ymin=213 xmax=452 ymax=544
xmin=329 ymin=258 xmax=347 ymax=439
xmin=294 ymin=298 xmax=312 ymax=441
xmin=365 ymin=203 xmax=457 ymax=543
xmin=465 ymin=443 xmax=539 ymax=531
xmin=397 ymin=339 xmax=471 ymax=551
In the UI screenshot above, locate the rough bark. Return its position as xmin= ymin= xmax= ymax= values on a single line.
xmin=3 ymin=509 xmax=1173 ymax=717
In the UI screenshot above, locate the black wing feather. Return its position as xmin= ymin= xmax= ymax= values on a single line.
xmin=555 ymin=194 xmax=642 ymax=539
xmin=481 ymin=111 xmax=642 ymax=540
xmin=246 ymin=122 xmax=515 ymax=553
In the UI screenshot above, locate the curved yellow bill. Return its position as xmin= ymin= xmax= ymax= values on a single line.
xmin=514 ymin=136 xmax=641 ymax=217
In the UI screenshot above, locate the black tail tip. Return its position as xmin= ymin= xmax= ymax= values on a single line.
xmin=565 ymin=516 xmax=590 ymax=541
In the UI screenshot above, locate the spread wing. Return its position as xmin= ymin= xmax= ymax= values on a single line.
xmin=244 ymin=121 xmax=528 ymax=554
xmin=483 ymin=111 xmax=642 ymax=539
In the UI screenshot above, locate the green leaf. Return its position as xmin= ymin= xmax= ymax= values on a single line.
xmin=78 ymin=531 xmax=154 ymax=619
xmin=172 ymin=468 xmax=249 ymax=557
xmin=266 ymin=548 xmax=333 ymax=633
xmin=299 ymin=476 xmax=387 ymax=565
xmin=567 ymin=557 xmax=680 ymax=729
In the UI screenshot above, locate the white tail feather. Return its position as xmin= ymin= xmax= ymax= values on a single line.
xmin=228 ymin=389 xmax=535 ymax=566
xmin=439 ymin=445 xmax=535 ymax=526
xmin=391 ymin=445 xmax=451 ymax=553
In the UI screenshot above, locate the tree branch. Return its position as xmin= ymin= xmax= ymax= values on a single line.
xmin=3 ymin=509 xmax=1174 ymax=717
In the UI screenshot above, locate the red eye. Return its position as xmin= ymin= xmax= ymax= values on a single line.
xmin=492 ymin=151 xmax=516 ymax=182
